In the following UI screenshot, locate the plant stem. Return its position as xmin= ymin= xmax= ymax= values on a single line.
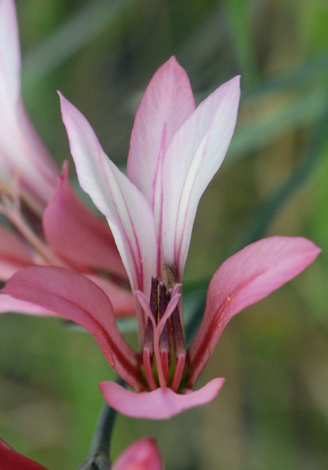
xmin=77 ymin=377 xmax=126 ymax=470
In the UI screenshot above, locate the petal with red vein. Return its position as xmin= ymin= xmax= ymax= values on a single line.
xmin=127 ymin=56 xmax=195 ymax=252
xmin=59 ymin=93 xmax=157 ymax=305
xmin=188 ymin=236 xmax=321 ymax=386
xmin=2 ymin=266 xmax=144 ymax=390
xmin=162 ymin=76 xmax=240 ymax=280
xmin=99 ymin=378 xmax=225 ymax=419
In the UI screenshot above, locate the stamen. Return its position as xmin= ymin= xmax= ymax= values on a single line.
xmin=142 ymin=347 xmax=157 ymax=391
xmin=171 ymin=354 xmax=186 ymax=392
xmin=170 ymin=306 xmax=186 ymax=392
xmin=139 ymin=278 xmax=185 ymax=391
xmin=141 ymin=278 xmax=165 ymax=389
xmin=158 ymin=282 xmax=169 ymax=385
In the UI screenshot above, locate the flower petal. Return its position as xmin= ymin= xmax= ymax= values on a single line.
xmin=188 ymin=236 xmax=321 ymax=386
xmin=0 ymin=437 xmax=48 ymax=470
xmin=2 ymin=266 xmax=145 ymax=391
xmin=44 ymin=162 xmax=127 ymax=279
xmin=162 ymin=76 xmax=240 ymax=280
xmin=59 ymin=93 xmax=157 ymax=334
xmin=127 ymin=56 xmax=195 ymax=269
xmin=112 ymin=438 xmax=163 ymax=470
xmin=0 ymin=294 xmax=53 ymax=315
xmin=99 ymin=378 xmax=225 ymax=419
xmin=87 ymin=274 xmax=135 ymax=317
xmin=0 ymin=0 xmax=58 ymax=214
xmin=0 ymin=225 xmax=33 ymax=280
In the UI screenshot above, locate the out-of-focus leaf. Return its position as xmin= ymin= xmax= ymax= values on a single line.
xmin=229 ymin=87 xmax=328 ymax=160
xmin=243 ymin=52 xmax=328 ymax=103
xmin=235 ymin=100 xmax=328 ymax=250
xmin=222 ymin=0 xmax=259 ymax=85
xmin=22 ymin=0 xmax=131 ymax=87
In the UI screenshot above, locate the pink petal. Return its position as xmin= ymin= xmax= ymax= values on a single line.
xmin=59 ymin=93 xmax=157 ymax=334
xmin=87 ymin=274 xmax=135 ymax=317
xmin=127 ymin=57 xmax=195 ymax=261
xmin=162 ymin=76 xmax=240 ymax=280
xmin=188 ymin=236 xmax=321 ymax=386
xmin=2 ymin=266 xmax=145 ymax=391
xmin=112 ymin=438 xmax=163 ymax=470
xmin=0 ymin=225 xmax=33 ymax=280
xmin=0 ymin=294 xmax=53 ymax=315
xmin=44 ymin=162 xmax=127 ymax=279
xmin=99 ymin=378 xmax=225 ymax=419
xmin=0 ymin=437 xmax=48 ymax=470
xmin=0 ymin=0 xmax=58 ymax=214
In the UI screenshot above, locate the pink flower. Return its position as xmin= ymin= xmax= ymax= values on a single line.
xmin=3 ymin=57 xmax=320 ymax=419
xmin=0 ymin=0 xmax=134 ymax=317
xmin=112 ymin=438 xmax=163 ymax=470
xmin=0 ymin=0 xmax=58 ymax=215
xmin=0 ymin=436 xmax=163 ymax=470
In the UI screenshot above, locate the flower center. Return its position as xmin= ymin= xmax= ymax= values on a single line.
xmin=142 ymin=274 xmax=186 ymax=391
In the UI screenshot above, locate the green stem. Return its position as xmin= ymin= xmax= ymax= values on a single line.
xmin=77 ymin=377 xmax=126 ymax=470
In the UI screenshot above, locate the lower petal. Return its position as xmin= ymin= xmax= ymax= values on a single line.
xmin=0 ymin=294 xmax=53 ymax=315
xmin=99 ymin=378 xmax=225 ymax=420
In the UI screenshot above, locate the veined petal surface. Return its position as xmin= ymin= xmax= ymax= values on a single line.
xmin=188 ymin=236 xmax=321 ymax=386
xmin=2 ymin=266 xmax=144 ymax=391
xmin=59 ymin=93 xmax=157 ymax=310
xmin=162 ymin=76 xmax=240 ymax=280
xmin=99 ymin=378 xmax=225 ymax=419
xmin=127 ymin=57 xmax=195 ymax=269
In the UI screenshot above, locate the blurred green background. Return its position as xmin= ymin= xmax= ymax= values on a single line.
xmin=1 ymin=0 xmax=328 ymax=468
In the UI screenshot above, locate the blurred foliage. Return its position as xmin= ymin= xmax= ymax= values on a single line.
xmin=1 ymin=0 xmax=328 ymax=468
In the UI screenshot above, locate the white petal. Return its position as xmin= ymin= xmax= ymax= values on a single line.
xmin=59 ymin=93 xmax=157 ymax=334
xmin=162 ymin=76 xmax=240 ymax=280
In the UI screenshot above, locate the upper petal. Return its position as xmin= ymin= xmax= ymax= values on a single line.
xmin=127 ymin=57 xmax=195 ymax=269
xmin=59 ymin=93 xmax=157 ymax=318
xmin=2 ymin=266 xmax=145 ymax=391
xmin=188 ymin=236 xmax=321 ymax=386
xmin=0 ymin=437 xmax=48 ymax=470
xmin=112 ymin=438 xmax=163 ymax=470
xmin=162 ymin=76 xmax=240 ymax=280
xmin=44 ymin=161 xmax=127 ymax=279
xmin=99 ymin=377 xmax=225 ymax=419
